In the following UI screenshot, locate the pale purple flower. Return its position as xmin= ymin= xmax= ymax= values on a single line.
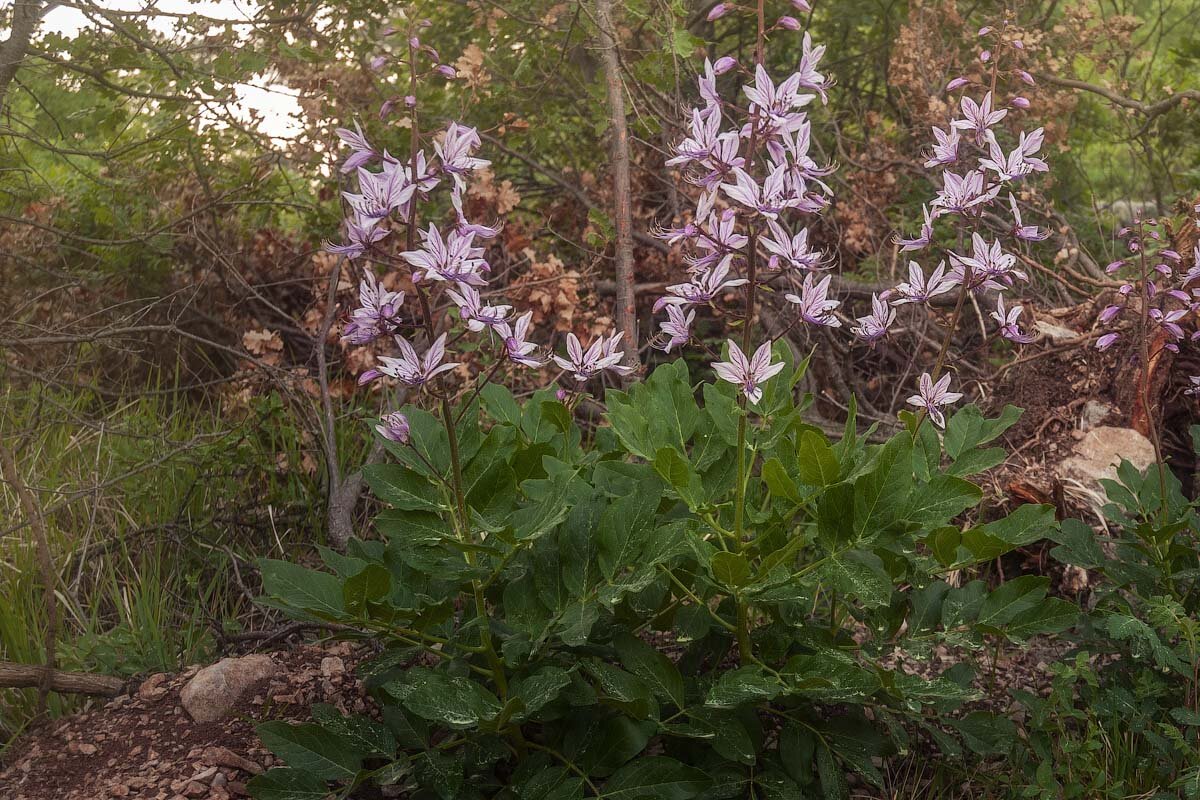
xmin=707 ymin=3 xmax=728 ymax=22
xmin=898 ymin=205 xmax=935 ymax=251
xmin=436 ymin=64 xmax=457 ymax=79
xmin=335 ymin=121 xmax=377 ymax=173
xmin=1009 ymin=194 xmax=1049 ymax=241
xmin=924 ymin=126 xmax=961 ymax=169
xmin=932 ymin=170 xmax=1000 ymax=216
xmin=851 ymin=294 xmax=895 ymax=343
xmin=655 ymin=257 xmax=748 ymax=310
xmin=712 ymin=340 xmax=786 ymax=404
xmin=1095 ymin=332 xmax=1120 ymax=351
xmin=450 ymin=184 xmax=502 ymax=239
xmin=712 ymin=56 xmax=737 ymax=75
xmin=784 ymin=273 xmax=841 ymax=328
xmin=979 ymin=50 xmax=992 ymax=63
xmin=400 ymin=225 xmax=489 ymax=285
xmin=325 ymin=213 xmax=389 ymax=260
xmin=951 ymin=92 xmax=1007 ymax=143
xmin=446 ymin=283 xmax=511 ymax=332
xmin=667 ymin=107 xmax=723 ymax=167
xmin=991 ymin=296 xmax=1034 ymax=343
xmin=1098 ymin=304 xmax=1123 ymax=324
xmin=375 ymin=411 xmax=410 ymax=444
xmin=343 ymin=163 xmax=416 ymax=220
xmin=795 ymin=33 xmax=830 ymax=101
xmin=435 ymin=123 xmax=489 ymax=186
xmin=791 ymin=0 xmax=812 ymax=10
xmin=777 ymin=15 xmax=801 ymax=31
xmin=497 ymin=311 xmax=544 ymax=367
xmin=343 ymin=270 xmax=405 ymax=344
xmin=367 ymin=333 xmax=459 ymax=387
xmin=949 ymin=233 xmax=1024 ymax=292
xmin=946 ymin=77 xmax=971 ymax=92
xmin=907 ymin=373 xmax=963 ymax=428
xmin=553 ymin=331 xmax=633 ymax=382
xmin=980 ymin=129 xmax=1047 ymax=181
xmin=1017 ymin=70 xmax=1035 ymax=86
xmin=658 ymin=305 xmax=695 ymax=353
xmin=697 ymin=207 xmax=750 ymax=255
xmin=762 ymin=220 xmax=823 ymax=271
xmin=1152 ymin=308 xmax=1187 ymax=347
xmin=743 ymin=63 xmax=815 ymax=121
xmin=501 ymin=318 xmax=545 ymax=368
xmin=721 ymin=165 xmax=804 ymax=219
xmin=1010 ymin=96 xmax=1030 ymax=109
xmin=892 ymin=260 xmax=956 ymax=305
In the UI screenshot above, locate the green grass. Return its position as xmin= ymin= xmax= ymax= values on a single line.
xmin=0 ymin=378 xmax=358 ymax=745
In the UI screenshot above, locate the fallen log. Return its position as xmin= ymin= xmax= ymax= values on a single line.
xmin=0 ymin=662 xmax=124 ymax=696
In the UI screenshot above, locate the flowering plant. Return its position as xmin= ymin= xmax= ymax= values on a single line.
xmin=250 ymin=8 xmax=1078 ymax=799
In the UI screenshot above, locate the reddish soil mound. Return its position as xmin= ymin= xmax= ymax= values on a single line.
xmin=0 ymin=642 xmax=369 ymax=800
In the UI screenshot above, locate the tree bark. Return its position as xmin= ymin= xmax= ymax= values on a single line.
xmin=593 ymin=0 xmax=639 ymax=375
xmin=0 ymin=0 xmax=48 ymax=110
xmin=0 ymin=662 xmax=125 ymax=697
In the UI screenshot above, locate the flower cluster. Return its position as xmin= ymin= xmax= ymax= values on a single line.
xmin=330 ymin=24 xmax=631 ymax=435
xmin=1094 ymin=212 xmax=1200 ymax=356
xmin=882 ymin=24 xmax=1051 ymax=425
xmin=653 ymin=25 xmax=834 ymax=404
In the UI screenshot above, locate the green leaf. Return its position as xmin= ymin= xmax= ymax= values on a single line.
xmin=711 ymin=551 xmax=751 ymax=587
xmin=342 ymin=564 xmax=390 ymax=616
xmin=245 ymin=768 xmax=330 ymax=800
xmin=654 ymin=447 xmax=703 ymax=509
xmin=597 ymin=479 xmax=662 ymax=578
xmin=943 ymin=404 xmax=1022 ymax=460
xmin=796 ymin=430 xmax=840 ymax=486
xmin=513 ymin=666 xmax=573 ymax=718
xmin=414 ymin=750 xmax=464 ymax=800
xmin=310 ymin=704 xmax=396 ymax=757
xmin=481 ymin=382 xmax=522 ymax=426
xmin=384 ymin=667 xmax=502 ymax=729
xmin=614 ymin=631 xmax=685 ymax=709
xmin=363 ymin=464 xmax=442 ymax=512
xmin=668 ymin=707 xmax=756 ymax=764
xmin=600 ymin=756 xmax=711 ymax=799
xmin=762 ymin=457 xmax=803 ymax=504
xmin=1003 ymin=598 xmax=1078 ymax=640
xmin=257 ymin=559 xmax=345 ymax=619
xmin=819 ymin=551 xmax=892 ymax=608
xmin=567 ymin=715 xmax=655 ymax=776
xmin=256 ymin=721 xmax=362 ymax=780
xmin=852 ymin=435 xmax=912 ymax=540
xmin=904 ymin=475 xmax=981 ymax=524
xmin=975 ymin=575 xmax=1048 ymax=629
xmin=706 ymin=666 xmax=781 ymax=707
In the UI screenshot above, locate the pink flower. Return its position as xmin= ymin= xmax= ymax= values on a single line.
xmin=784 ymin=273 xmax=841 ymax=328
xmin=553 ymin=332 xmax=633 ymax=382
xmin=907 ymin=373 xmax=963 ymax=428
xmin=375 ymin=412 xmax=410 ymax=444
xmin=712 ymin=340 xmax=786 ymax=404
xmin=367 ymin=333 xmax=459 ymax=387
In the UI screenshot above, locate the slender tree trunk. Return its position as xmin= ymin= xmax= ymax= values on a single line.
xmin=0 ymin=0 xmax=47 ymax=110
xmin=0 ymin=662 xmax=124 ymax=697
xmin=593 ymin=0 xmax=639 ymax=375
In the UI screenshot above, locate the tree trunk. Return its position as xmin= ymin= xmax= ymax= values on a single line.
xmin=593 ymin=0 xmax=639 ymax=376
xmin=0 ymin=0 xmax=47 ymax=110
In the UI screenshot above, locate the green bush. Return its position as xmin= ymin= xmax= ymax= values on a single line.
xmin=251 ymin=353 xmax=1078 ymax=798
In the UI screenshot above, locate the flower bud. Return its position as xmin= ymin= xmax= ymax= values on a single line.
xmin=777 ymin=15 xmax=801 ymax=30
xmin=436 ymin=64 xmax=457 ymax=79
xmin=1095 ymin=332 xmax=1120 ymax=351
xmin=792 ymin=0 xmax=813 ymax=10
xmin=1098 ymin=304 xmax=1123 ymax=324
xmin=979 ymin=50 xmax=991 ymax=63
xmin=1010 ymin=96 xmax=1030 ymax=109
xmin=376 ymin=412 xmax=411 ymax=444
xmin=713 ymin=56 xmax=737 ymax=74
xmin=404 ymin=94 xmax=417 ymax=108
xmin=379 ymin=99 xmax=397 ymax=119
xmin=1017 ymin=70 xmax=1035 ymax=86
xmin=370 ymin=55 xmax=387 ymax=71
xmin=707 ymin=3 xmax=728 ymax=21
xmin=1010 ymin=39 xmax=1024 ymax=49
xmin=1104 ymin=260 xmax=1125 ymax=273
xmin=978 ymin=26 xmax=993 ymax=36
xmin=409 ymin=36 xmax=420 ymax=48
xmin=555 ymin=388 xmax=569 ymax=403
xmin=946 ymin=76 xmax=970 ymax=91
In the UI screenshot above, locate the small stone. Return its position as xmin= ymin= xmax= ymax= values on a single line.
xmin=183 ymin=781 xmax=208 ymax=798
xmin=78 ymin=743 xmax=98 ymax=756
xmin=320 ymin=656 xmax=345 ymax=678
xmin=138 ymin=673 xmax=171 ymax=701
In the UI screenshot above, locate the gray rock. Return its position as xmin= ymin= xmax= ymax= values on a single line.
xmin=1059 ymin=426 xmax=1155 ymax=485
xmin=180 ymin=655 xmax=277 ymax=723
